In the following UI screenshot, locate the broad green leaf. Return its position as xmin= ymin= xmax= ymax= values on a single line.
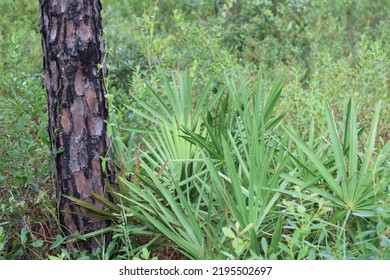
xmin=31 ymin=240 xmax=44 ymax=248
xmin=222 ymin=227 xmax=236 ymax=239
xmin=50 ymin=235 xmax=67 ymax=250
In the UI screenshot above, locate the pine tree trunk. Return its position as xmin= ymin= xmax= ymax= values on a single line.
xmin=39 ymin=0 xmax=114 ymax=251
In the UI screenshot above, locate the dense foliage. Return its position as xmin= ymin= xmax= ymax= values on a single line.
xmin=0 ymin=0 xmax=389 ymax=259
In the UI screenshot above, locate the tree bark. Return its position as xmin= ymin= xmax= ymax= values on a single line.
xmin=39 ymin=0 xmax=114 ymax=251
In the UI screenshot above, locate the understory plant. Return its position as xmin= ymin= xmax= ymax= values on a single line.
xmin=91 ymin=70 xmax=287 ymax=259
xmin=67 ymin=69 xmax=389 ymax=260
xmin=282 ymin=98 xmax=389 ymax=259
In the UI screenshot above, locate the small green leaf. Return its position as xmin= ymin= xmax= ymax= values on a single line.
xmin=50 ymin=235 xmax=67 ymax=250
xmin=380 ymin=235 xmax=390 ymax=248
xmin=60 ymin=248 xmax=71 ymax=260
xmin=297 ymin=205 xmax=306 ymax=214
xmin=141 ymin=247 xmax=150 ymax=260
xmin=222 ymin=227 xmax=236 ymax=239
xmin=31 ymin=240 xmax=44 ymax=248
xmin=298 ymin=246 xmax=309 ymax=260
xmin=20 ymin=227 xmax=28 ymax=244
xmin=232 ymin=238 xmax=246 ymax=250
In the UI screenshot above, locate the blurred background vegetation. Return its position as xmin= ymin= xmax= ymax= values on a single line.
xmin=0 ymin=0 xmax=389 ymax=259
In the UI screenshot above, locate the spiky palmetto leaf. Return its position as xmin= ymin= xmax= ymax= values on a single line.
xmin=283 ymin=98 xmax=388 ymax=219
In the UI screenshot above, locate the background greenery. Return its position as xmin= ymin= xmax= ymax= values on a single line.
xmin=0 ymin=0 xmax=388 ymax=259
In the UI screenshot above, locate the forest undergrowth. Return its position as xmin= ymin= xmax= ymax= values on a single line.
xmin=0 ymin=0 xmax=388 ymax=259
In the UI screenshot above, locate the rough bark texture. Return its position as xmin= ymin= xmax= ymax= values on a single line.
xmin=39 ymin=0 xmax=114 ymax=250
